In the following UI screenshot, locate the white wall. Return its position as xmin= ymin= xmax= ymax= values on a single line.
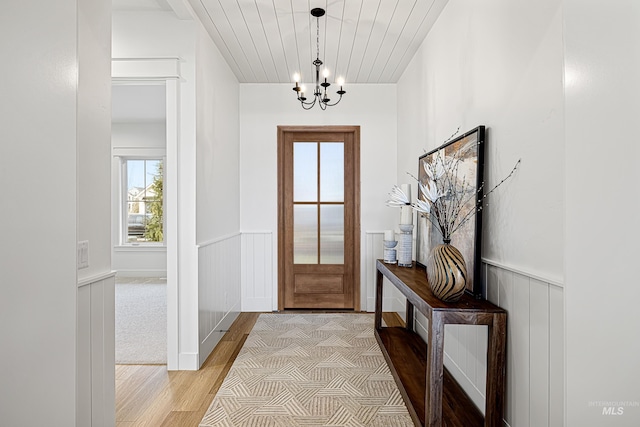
xmin=1 ymin=0 xmax=111 ymax=425
xmin=564 ymin=1 xmax=640 ymax=425
xmin=77 ymin=0 xmax=115 ymax=425
xmin=397 ymin=0 xmax=564 ymax=425
xmin=78 ymin=0 xmax=112 ymax=282
xmin=113 ymin=9 xmax=200 ymax=369
xmin=239 ymin=83 xmax=398 ymax=311
xmin=113 ymin=8 xmax=245 ymax=368
xmin=112 ymin=246 xmax=167 ymax=277
xmin=0 ymin=2 xmax=78 ymax=424
xmin=195 ymin=21 xmax=240 ymax=241
xmin=195 ymin=18 xmax=241 ymax=366
xmin=112 ymin=122 xmax=166 ymax=150
xmin=398 ymin=0 xmax=564 ymax=279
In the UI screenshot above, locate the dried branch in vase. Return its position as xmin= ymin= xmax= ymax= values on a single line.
xmin=408 ymin=150 xmax=520 ymax=242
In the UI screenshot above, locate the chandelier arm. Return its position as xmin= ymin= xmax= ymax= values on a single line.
xmin=296 ymin=92 xmax=316 ymax=107
xmin=321 ymin=94 xmax=344 ymax=107
xmin=300 ymin=97 xmax=318 ymax=110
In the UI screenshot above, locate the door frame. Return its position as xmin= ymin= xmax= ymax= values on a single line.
xmin=277 ymin=125 xmax=361 ymax=311
xmin=112 ymin=58 xmax=180 ymax=369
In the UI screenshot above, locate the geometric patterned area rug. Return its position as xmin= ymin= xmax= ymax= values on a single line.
xmin=199 ymin=313 xmax=414 ymax=427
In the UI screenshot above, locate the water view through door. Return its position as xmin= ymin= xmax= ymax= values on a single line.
xmin=278 ymin=126 xmax=360 ymax=310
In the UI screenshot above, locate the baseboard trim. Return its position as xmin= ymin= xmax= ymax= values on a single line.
xmin=178 ymin=352 xmax=199 ymax=371
xmin=242 ymin=297 xmax=273 ymax=312
xmin=366 ymin=297 xmax=405 ymax=313
xmin=199 ymin=309 xmax=240 ymax=367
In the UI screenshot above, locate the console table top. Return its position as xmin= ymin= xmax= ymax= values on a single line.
xmin=377 ymin=260 xmax=505 ymax=313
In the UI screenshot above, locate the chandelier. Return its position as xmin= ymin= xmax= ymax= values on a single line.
xmin=292 ymin=8 xmax=346 ymax=110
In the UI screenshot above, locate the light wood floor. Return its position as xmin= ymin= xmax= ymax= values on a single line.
xmin=115 ymin=311 xmax=402 ymax=427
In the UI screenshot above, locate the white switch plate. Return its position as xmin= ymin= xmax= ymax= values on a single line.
xmin=78 ymin=240 xmax=89 ymax=269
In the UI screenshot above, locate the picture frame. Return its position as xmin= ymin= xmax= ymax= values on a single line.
xmin=415 ymin=126 xmax=485 ymax=298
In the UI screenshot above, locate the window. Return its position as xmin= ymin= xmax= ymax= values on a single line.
xmin=123 ymin=159 xmax=164 ymax=244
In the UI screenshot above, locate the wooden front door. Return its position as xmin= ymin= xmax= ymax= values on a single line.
xmin=278 ymin=126 xmax=360 ymax=310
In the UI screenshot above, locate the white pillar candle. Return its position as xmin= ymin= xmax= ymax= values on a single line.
xmin=384 ymin=230 xmax=395 ymax=241
xmin=400 ymin=183 xmax=411 ymax=203
xmin=400 ymin=205 xmax=413 ymax=225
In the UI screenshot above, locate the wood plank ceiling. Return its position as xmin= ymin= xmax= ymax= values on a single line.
xmin=113 ymin=0 xmax=448 ymax=84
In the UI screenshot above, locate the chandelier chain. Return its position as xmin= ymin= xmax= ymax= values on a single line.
xmin=317 ymin=15 xmax=321 ymax=60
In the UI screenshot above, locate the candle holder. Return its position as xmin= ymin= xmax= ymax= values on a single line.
xmin=383 ymin=239 xmax=397 ymax=264
xmin=397 ymin=224 xmax=413 ymax=267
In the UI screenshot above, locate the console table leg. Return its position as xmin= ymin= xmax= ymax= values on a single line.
xmin=374 ymin=269 xmax=383 ymax=330
xmin=485 ymin=313 xmax=507 ymax=427
xmin=426 ymin=314 xmax=445 ymax=427
xmin=405 ymin=299 xmax=414 ymax=331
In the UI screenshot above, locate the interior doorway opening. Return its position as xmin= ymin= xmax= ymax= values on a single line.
xmin=112 ymin=75 xmax=179 ymax=370
xmin=111 ymin=82 xmax=168 ymax=365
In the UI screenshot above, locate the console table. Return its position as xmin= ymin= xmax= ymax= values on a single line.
xmin=374 ymin=260 xmax=507 ymax=427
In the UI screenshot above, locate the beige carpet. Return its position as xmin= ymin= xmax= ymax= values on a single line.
xmin=200 ymin=313 xmax=413 ymax=427
xmin=115 ymin=278 xmax=166 ymax=364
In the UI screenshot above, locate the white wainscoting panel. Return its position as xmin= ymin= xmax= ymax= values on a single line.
xmin=198 ymin=233 xmax=241 ymax=367
xmin=548 ymin=285 xmax=564 ymax=427
xmin=241 ymin=232 xmax=274 ymax=311
xmin=506 ymin=271 xmax=531 ymax=427
xmin=239 ymin=231 xmax=405 ymax=313
xmin=363 ymin=231 xmax=406 ymax=313
xmin=77 ymin=272 xmax=116 ymax=427
xmin=417 ymin=262 xmax=565 ymax=427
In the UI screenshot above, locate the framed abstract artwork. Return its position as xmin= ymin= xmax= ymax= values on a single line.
xmin=415 ymin=126 xmax=485 ymax=298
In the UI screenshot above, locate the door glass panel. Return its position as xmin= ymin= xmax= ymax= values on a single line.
xmin=294 ymin=205 xmax=318 ymax=264
xmin=320 ymin=142 xmax=344 ymax=202
xmin=320 ymin=205 xmax=344 ymax=264
xmin=294 ymin=142 xmax=317 ymax=202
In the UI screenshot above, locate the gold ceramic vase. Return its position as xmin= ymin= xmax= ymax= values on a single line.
xmin=426 ymin=241 xmax=467 ymax=302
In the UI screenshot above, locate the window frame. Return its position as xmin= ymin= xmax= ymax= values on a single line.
xmin=119 ymin=156 xmax=166 ymax=247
